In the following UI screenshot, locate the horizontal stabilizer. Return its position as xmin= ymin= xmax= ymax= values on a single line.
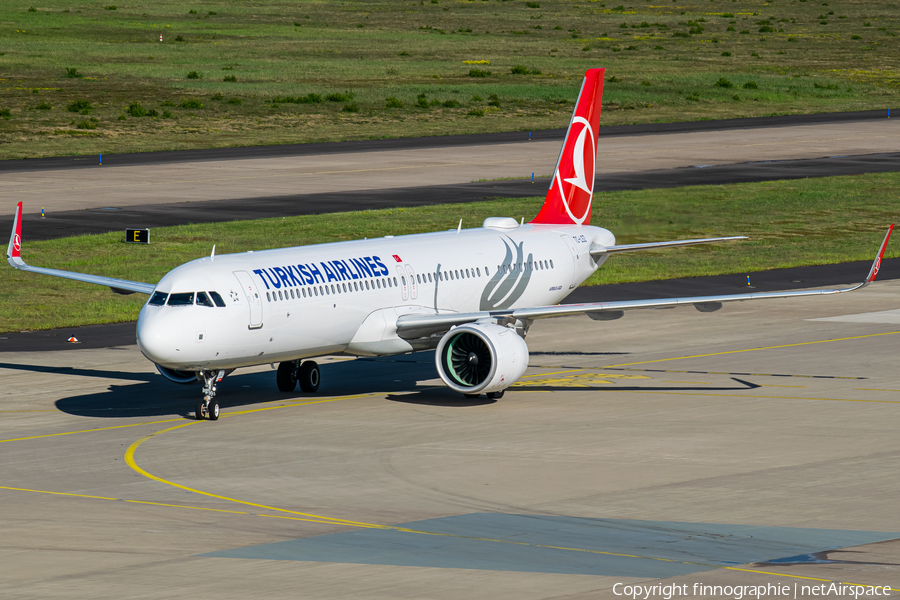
xmin=590 ymin=236 xmax=747 ymax=256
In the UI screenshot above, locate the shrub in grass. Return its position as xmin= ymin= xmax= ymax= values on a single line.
xmin=739 ymin=30 xmax=750 ymax=34
xmin=732 ymin=94 xmax=741 ymax=101
xmin=608 ymin=75 xmax=619 ymax=82
xmin=851 ymin=35 xmax=861 ymax=40
xmin=127 ymin=102 xmax=147 ymax=116
xmin=342 ymin=103 xmax=359 ymax=113
xmin=187 ymin=71 xmax=202 ymax=79
xmin=759 ymin=25 xmax=775 ymax=32
xmin=385 ymin=97 xmax=403 ymax=108
xmin=35 ymin=101 xmax=52 ymax=110
xmin=67 ymin=100 xmax=92 ymax=112
xmin=526 ymin=1 xmax=540 ymax=7
xmin=471 ymin=95 xmax=483 ymax=101
xmin=147 ymin=108 xmax=158 ymax=117
xmin=180 ymin=99 xmax=203 ymax=109
xmin=76 ymin=120 xmax=96 ymax=129
xmin=189 ymin=9 xmax=197 ymax=14
xmin=65 ymin=68 xmax=82 ymax=78
xmin=468 ymin=69 xmax=491 ymax=77
xmin=175 ymin=35 xmax=184 ymax=42
xmin=582 ymin=46 xmax=591 ymax=51
xmin=641 ymin=80 xmax=651 ymax=86
xmin=211 ymin=92 xmax=224 ymax=101
xmin=654 ymin=45 xmax=665 ymax=49
xmin=751 ymin=51 xmax=759 ymax=56
xmin=715 ymin=77 xmax=734 ymax=88
xmin=326 ymin=92 xmax=353 ymax=102
xmin=510 ymin=65 xmax=529 ymax=74
xmin=487 ymin=94 xmax=500 ymax=107
xmin=721 ymin=51 xmax=732 ymax=56
xmin=103 ymin=5 xmax=116 ymax=9
xmin=814 ymin=82 xmax=839 ymax=89
xmin=227 ymin=98 xmax=242 ymax=105
xmin=208 ymin=11 xmax=216 ymax=15
xmin=223 ymin=75 xmax=237 ymax=82
xmin=468 ymin=108 xmax=485 ymax=117
xmin=625 ymin=45 xmax=637 ymax=50
xmin=726 ymin=25 xmax=735 ymax=31
xmin=442 ymin=99 xmax=460 ymax=108
xmin=162 ymin=110 xmax=173 ymax=118
xmin=0 ymin=108 xmax=10 ymax=119
xmin=416 ymin=94 xmax=429 ymax=108
xmin=271 ymin=94 xmax=322 ymax=104
xmin=743 ymin=80 xmax=758 ymax=89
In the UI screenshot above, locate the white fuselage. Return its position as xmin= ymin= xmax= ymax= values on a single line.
xmin=136 ymin=221 xmax=615 ymax=371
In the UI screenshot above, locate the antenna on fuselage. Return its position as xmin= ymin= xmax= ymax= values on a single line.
xmin=457 ymin=219 xmax=462 ymax=234
xmin=210 ymin=245 xmax=216 ymax=262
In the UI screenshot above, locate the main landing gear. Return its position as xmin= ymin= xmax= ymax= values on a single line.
xmin=195 ymin=369 xmax=225 ymax=420
xmin=276 ymin=360 xmax=320 ymax=393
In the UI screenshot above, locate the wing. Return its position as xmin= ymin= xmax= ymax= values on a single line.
xmin=7 ymin=202 xmax=156 ymax=295
xmin=396 ymin=225 xmax=894 ymax=340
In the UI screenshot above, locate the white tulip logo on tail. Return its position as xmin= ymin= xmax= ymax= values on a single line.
xmin=13 ymin=234 xmax=21 ymax=254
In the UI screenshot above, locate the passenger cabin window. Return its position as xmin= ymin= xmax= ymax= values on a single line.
xmin=196 ymin=292 xmax=214 ymax=307
xmin=168 ymin=292 xmax=194 ymax=306
xmin=149 ymin=291 xmax=168 ymax=306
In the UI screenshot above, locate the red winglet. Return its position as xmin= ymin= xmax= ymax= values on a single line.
xmin=531 ymin=68 xmax=605 ymax=226
xmin=866 ymin=224 xmax=894 ymax=283
xmin=8 ymin=201 xmax=23 ymax=260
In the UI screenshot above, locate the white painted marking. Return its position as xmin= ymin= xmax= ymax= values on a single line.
xmin=809 ymin=309 xmax=900 ymax=324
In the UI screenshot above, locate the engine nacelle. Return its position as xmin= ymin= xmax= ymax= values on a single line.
xmin=435 ymin=323 xmax=529 ymax=394
xmin=156 ymin=364 xmax=199 ymax=385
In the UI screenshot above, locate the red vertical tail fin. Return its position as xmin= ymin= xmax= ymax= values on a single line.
xmin=531 ymin=68 xmax=605 ymax=226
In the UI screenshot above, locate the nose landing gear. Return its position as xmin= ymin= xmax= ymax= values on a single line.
xmin=276 ymin=360 xmax=320 ymax=393
xmin=196 ymin=369 xmax=225 ymax=420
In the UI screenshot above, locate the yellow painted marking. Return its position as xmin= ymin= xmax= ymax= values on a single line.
xmin=856 ymin=388 xmax=900 ymax=392
xmin=604 ymin=331 xmax=900 ymax=369
xmin=520 ymin=369 xmax=583 ymax=378
xmin=0 ymin=417 xmax=186 ymax=444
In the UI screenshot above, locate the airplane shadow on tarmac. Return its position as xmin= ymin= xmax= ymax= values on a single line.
xmin=3 ymin=354 xmax=758 ymax=420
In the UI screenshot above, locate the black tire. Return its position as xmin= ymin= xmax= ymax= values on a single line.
xmin=486 ymin=390 xmax=505 ymax=400
xmin=195 ymin=400 xmax=205 ymax=420
xmin=464 ymin=393 xmax=481 ymax=399
xmin=276 ymin=361 xmax=298 ymax=392
xmin=297 ymin=361 xmax=320 ymax=393
xmin=207 ymin=400 xmax=220 ymax=421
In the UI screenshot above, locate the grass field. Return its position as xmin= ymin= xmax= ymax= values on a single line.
xmin=1 ymin=172 xmax=897 ymax=333
xmin=1 ymin=0 xmax=898 ymax=159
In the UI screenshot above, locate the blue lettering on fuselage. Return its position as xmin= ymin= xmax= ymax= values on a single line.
xmin=253 ymin=255 xmax=390 ymax=289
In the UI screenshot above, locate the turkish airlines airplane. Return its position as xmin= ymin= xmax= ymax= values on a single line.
xmin=6 ymin=69 xmax=893 ymax=421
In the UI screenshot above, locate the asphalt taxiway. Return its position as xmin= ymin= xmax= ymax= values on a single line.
xmin=2 ymin=280 xmax=899 ymax=598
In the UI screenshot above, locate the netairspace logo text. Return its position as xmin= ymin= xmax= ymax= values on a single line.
xmin=613 ymin=582 xmax=893 ymax=600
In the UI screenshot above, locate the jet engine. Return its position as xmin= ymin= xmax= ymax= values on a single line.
xmin=156 ymin=364 xmax=199 ymax=385
xmin=435 ymin=323 xmax=529 ymax=395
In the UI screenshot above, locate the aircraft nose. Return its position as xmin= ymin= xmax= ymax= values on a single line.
xmin=137 ymin=306 xmax=177 ymax=366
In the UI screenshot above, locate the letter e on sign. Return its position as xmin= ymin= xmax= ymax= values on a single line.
xmin=126 ymin=228 xmax=150 ymax=244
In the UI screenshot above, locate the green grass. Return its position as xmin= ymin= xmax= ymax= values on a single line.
xmin=2 ymin=172 xmax=898 ymax=333
xmin=0 ymin=0 xmax=898 ymax=159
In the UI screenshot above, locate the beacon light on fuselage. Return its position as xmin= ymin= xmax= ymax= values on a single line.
xmin=6 ymin=68 xmax=894 ymax=421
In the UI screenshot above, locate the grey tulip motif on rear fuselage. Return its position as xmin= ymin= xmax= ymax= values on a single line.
xmin=480 ymin=237 xmax=533 ymax=310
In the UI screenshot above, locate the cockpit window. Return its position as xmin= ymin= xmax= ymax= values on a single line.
xmin=167 ymin=292 xmax=195 ymax=306
xmin=148 ymin=291 xmax=168 ymax=306
xmin=196 ymin=292 xmax=214 ymax=307
xmin=209 ymin=291 xmax=226 ymax=307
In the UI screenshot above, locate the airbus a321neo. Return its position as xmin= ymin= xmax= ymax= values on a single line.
xmin=6 ymin=68 xmax=893 ymax=421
